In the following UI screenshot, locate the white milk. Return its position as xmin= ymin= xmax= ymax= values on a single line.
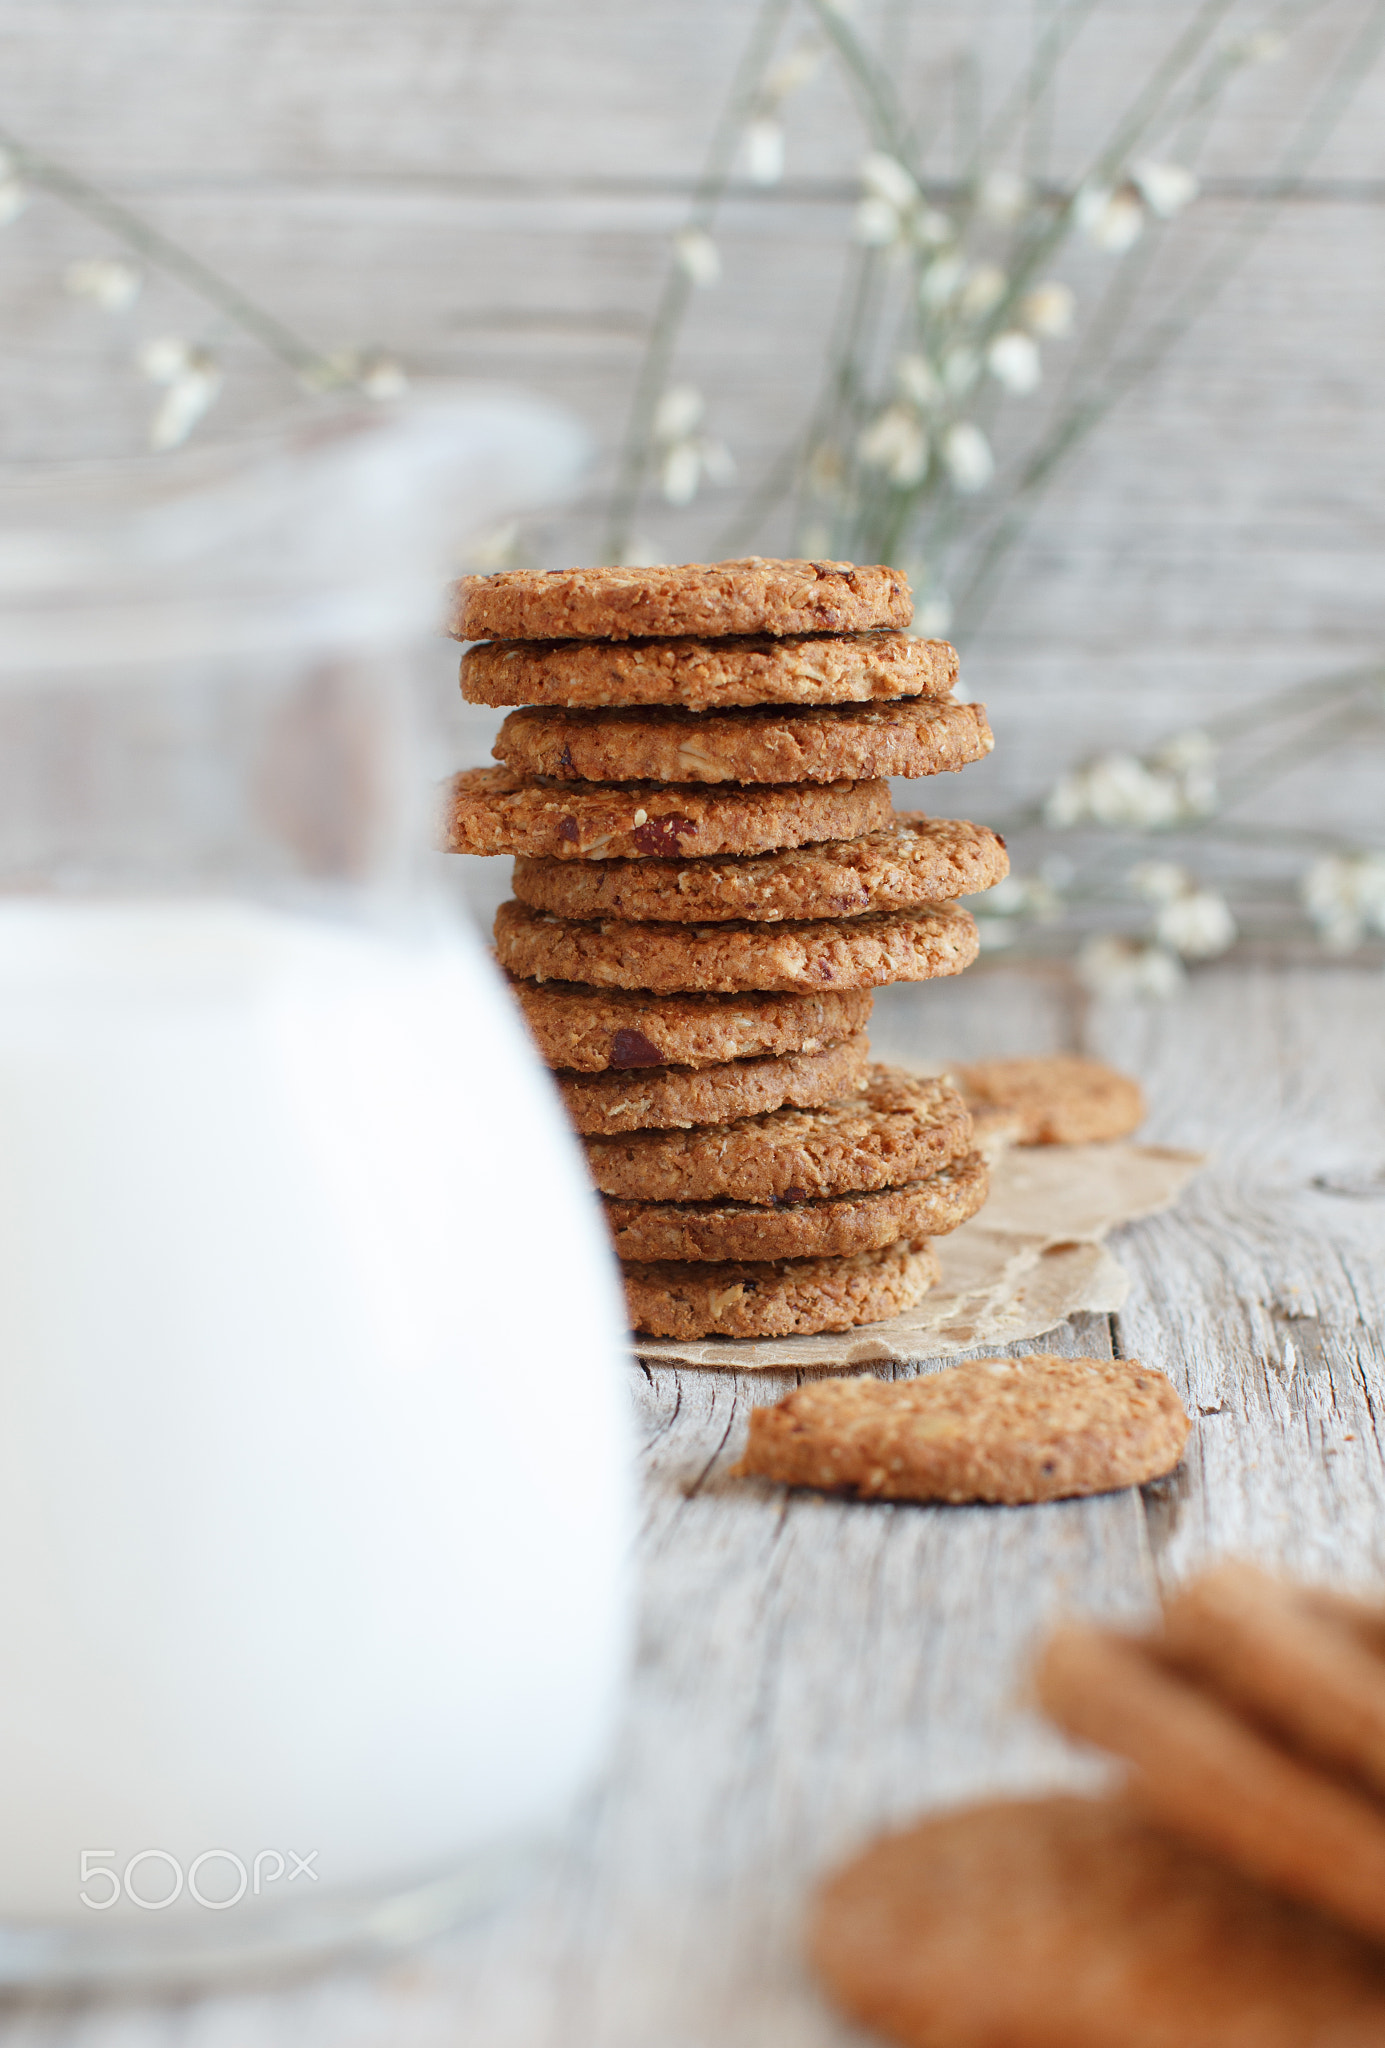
xmin=0 ymin=899 xmax=631 ymax=1927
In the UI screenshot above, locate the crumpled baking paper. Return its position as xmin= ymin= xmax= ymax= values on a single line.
xmin=632 ymin=1140 xmax=1203 ymax=1371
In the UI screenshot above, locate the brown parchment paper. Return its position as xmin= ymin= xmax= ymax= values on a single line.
xmin=631 ymin=1140 xmax=1203 ymax=1371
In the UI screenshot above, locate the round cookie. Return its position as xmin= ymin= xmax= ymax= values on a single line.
xmin=492 ymin=698 xmax=993 ymax=786
xmin=623 ymin=1239 xmax=939 ymax=1341
xmin=735 ymin=1354 xmax=1188 ymax=1503
xmin=508 ymin=979 xmax=874 ymax=1074
xmin=452 ymin=557 xmax=911 ymax=642
xmin=556 ymin=1032 xmax=870 ymax=1136
xmin=1036 ymin=1618 xmax=1385 ymax=1947
xmin=584 ymin=1066 xmax=972 ymax=1204
xmin=955 ymin=1053 xmax=1146 ymax=1145
xmin=606 ymin=1151 xmax=988 ymax=1262
xmin=513 ymin=815 xmax=1010 ymax=925
xmin=810 ymin=1795 xmax=1385 ymax=2048
xmin=493 ymin=898 xmax=980 ymax=995
xmin=464 ymin=631 xmax=955 ymax=713
xmin=444 ymin=767 xmax=892 ymax=861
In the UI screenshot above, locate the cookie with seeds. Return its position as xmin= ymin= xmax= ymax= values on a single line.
xmin=955 ymin=1054 xmax=1146 ymax=1145
xmin=444 ymin=767 xmax=892 ymax=861
xmin=492 ymin=697 xmax=993 ymax=786
xmin=493 ymin=897 xmax=979 ymax=994
xmin=463 ymin=630 xmax=955 ymax=712
xmin=513 ymin=815 xmax=1009 ymax=925
xmin=556 ymin=1032 xmax=870 ymax=1136
xmin=811 ymin=1795 xmax=1385 ymax=2048
xmin=509 ymin=979 xmax=874 ymax=1074
xmin=452 ymin=557 xmax=912 ymax=642
xmin=735 ymin=1353 xmax=1189 ymax=1503
xmin=585 ymin=1065 xmax=971 ymax=1204
xmin=623 ymin=1239 xmax=939 ymax=1341
xmin=606 ymin=1151 xmax=987 ymax=1262
xmin=1036 ymin=1614 xmax=1385 ymax=1947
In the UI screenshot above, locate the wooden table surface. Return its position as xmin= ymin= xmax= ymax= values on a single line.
xmin=6 ymin=961 xmax=1384 ymax=2047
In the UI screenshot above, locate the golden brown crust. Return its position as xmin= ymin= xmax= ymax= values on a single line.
xmin=811 ymin=1796 xmax=1385 ymax=2048
xmin=623 ymin=1239 xmax=939 ymax=1340
xmin=493 ymin=897 xmax=980 ymax=994
xmin=463 ymin=630 xmax=955 ymax=711
xmin=955 ymin=1054 xmax=1147 ymax=1145
xmin=736 ymin=1354 xmax=1189 ymax=1503
xmin=607 ymin=1151 xmax=988 ymax=1262
xmin=1036 ymin=1618 xmax=1385 ymax=1948
xmin=513 ymin=815 xmax=1009 ymax=924
xmin=492 ymin=697 xmax=992 ymax=785
xmin=508 ymin=979 xmax=874 ymax=1074
xmin=452 ymin=558 xmax=912 ymax=642
xmin=555 ymin=1032 xmax=870 ymax=1136
xmin=443 ymin=767 xmax=892 ymax=861
xmin=585 ymin=1064 xmax=972 ymax=1204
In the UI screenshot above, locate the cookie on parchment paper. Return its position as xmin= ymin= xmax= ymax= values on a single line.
xmin=955 ymin=1053 xmax=1146 ymax=1145
xmin=622 ymin=1238 xmax=939 ymax=1341
xmin=512 ymin=815 xmax=1009 ymax=925
xmin=452 ymin=557 xmax=912 ymax=642
xmin=736 ymin=1354 xmax=1189 ymax=1504
xmin=493 ymin=897 xmax=980 ymax=995
xmin=556 ymin=1032 xmax=870 ymax=1136
xmin=444 ymin=767 xmax=892 ymax=862
xmin=492 ymin=697 xmax=993 ymax=787
xmin=509 ymin=979 xmax=874 ymax=1074
xmin=810 ymin=1795 xmax=1385 ymax=2048
xmin=585 ymin=1066 xmax=971 ymax=1205
xmin=461 ymin=629 xmax=955 ymax=712
xmin=605 ymin=1151 xmax=987 ymax=1263
xmin=1036 ymin=1602 xmax=1385 ymax=1946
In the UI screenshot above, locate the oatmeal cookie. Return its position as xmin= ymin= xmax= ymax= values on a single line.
xmin=556 ymin=1032 xmax=869 ymax=1136
xmin=509 ymin=979 xmax=874 ymax=1074
xmin=623 ymin=1239 xmax=939 ymax=1341
xmin=955 ymin=1054 xmax=1146 ymax=1145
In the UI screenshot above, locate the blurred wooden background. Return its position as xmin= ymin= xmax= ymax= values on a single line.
xmin=2 ymin=0 xmax=1383 ymax=843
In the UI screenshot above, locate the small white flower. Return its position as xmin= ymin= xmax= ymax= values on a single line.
xmin=959 ymin=263 xmax=1007 ymax=320
xmin=745 ymin=118 xmax=785 ymax=186
xmin=1076 ymin=183 xmax=1145 ymax=252
xmin=1079 ymin=937 xmax=1185 ymax=999
xmin=855 ymin=195 xmax=903 ymax=247
xmin=1151 ymin=728 xmax=1214 ymax=772
xmin=942 ymin=421 xmax=994 ymax=493
xmin=1302 ymin=853 xmax=1385 ymax=951
xmin=1132 ymin=161 xmax=1199 ymax=219
xmin=1130 ymin=860 xmax=1190 ymax=905
xmin=986 ymin=330 xmax=1041 ymax=394
xmin=1020 ymin=280 xmax=1075 ymax=338
xmin=653 ymin=384 xmax=704 ymax=442
xmin=64 ymin=257 xmax=142 ymax=310
xmin=860 ymin=152 xmax=919 ymax=211
xmin=913 ymin=594 xmax=953 ymax=636
xmin=914 ymin=209 xmax=954 ymax=248
xmin=660 ymin=441 xmax=703 ymax=506
xmin=358 ymin=352 xmax=408 ymax=400
xmin=1237 ymin=29 xmax=1286 ymax=63
xmin=621 ymin=537 xmax=668 ymax=568
xmin=919 ymin=253 xmax=965 ymax=307
xmin=1156 ymin=888 xmax=1236 ymax=960
xmin=858 ymin=404 xmax=929 ymax=487
xmin=978 ymin=168 xmax=1030 ymax=222
xmin=138 ymin=335 xmax=197 ymax=384
xmin=146 ymin=353 xmax=222 ymax=450
xmin=896 ymin=353 xmax=941 ymax=408
xmin=467 ymin=520 xmax=520 ymax=570
xmin=766 ymin=45 xmax=823 ymax=101
xmin=674 ymin=228 xmax=721 ymax=286
xmin=941 ymin=345 xmax=980 ymax=394
xmin=0 ymin=176 xmax=29 ymax=227
xmin=698 ymin=437 xmax=737 ymax=487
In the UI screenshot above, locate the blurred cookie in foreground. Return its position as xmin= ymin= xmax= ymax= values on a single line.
xmin=811 ymin=1795 xmax=1385 ymax=2048
xmin=735 ymin=1354 xmax=1189 ymax=1504
xmin=1037 ymin=1566 xmax=1385 ymax=1946
xmin=954 ymin=1053 xmax=1145 ymax=1145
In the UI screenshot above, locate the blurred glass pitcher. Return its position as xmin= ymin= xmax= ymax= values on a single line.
xmin=0 ymin=394 xmax=632 ymax=1989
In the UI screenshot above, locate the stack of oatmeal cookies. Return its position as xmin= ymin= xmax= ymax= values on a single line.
xmin=445 ymin=558 xmax=1008 ymax=1343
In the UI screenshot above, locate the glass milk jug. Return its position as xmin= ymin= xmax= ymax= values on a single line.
xmin=0 ymin=396 xmax=632 ymax=1988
